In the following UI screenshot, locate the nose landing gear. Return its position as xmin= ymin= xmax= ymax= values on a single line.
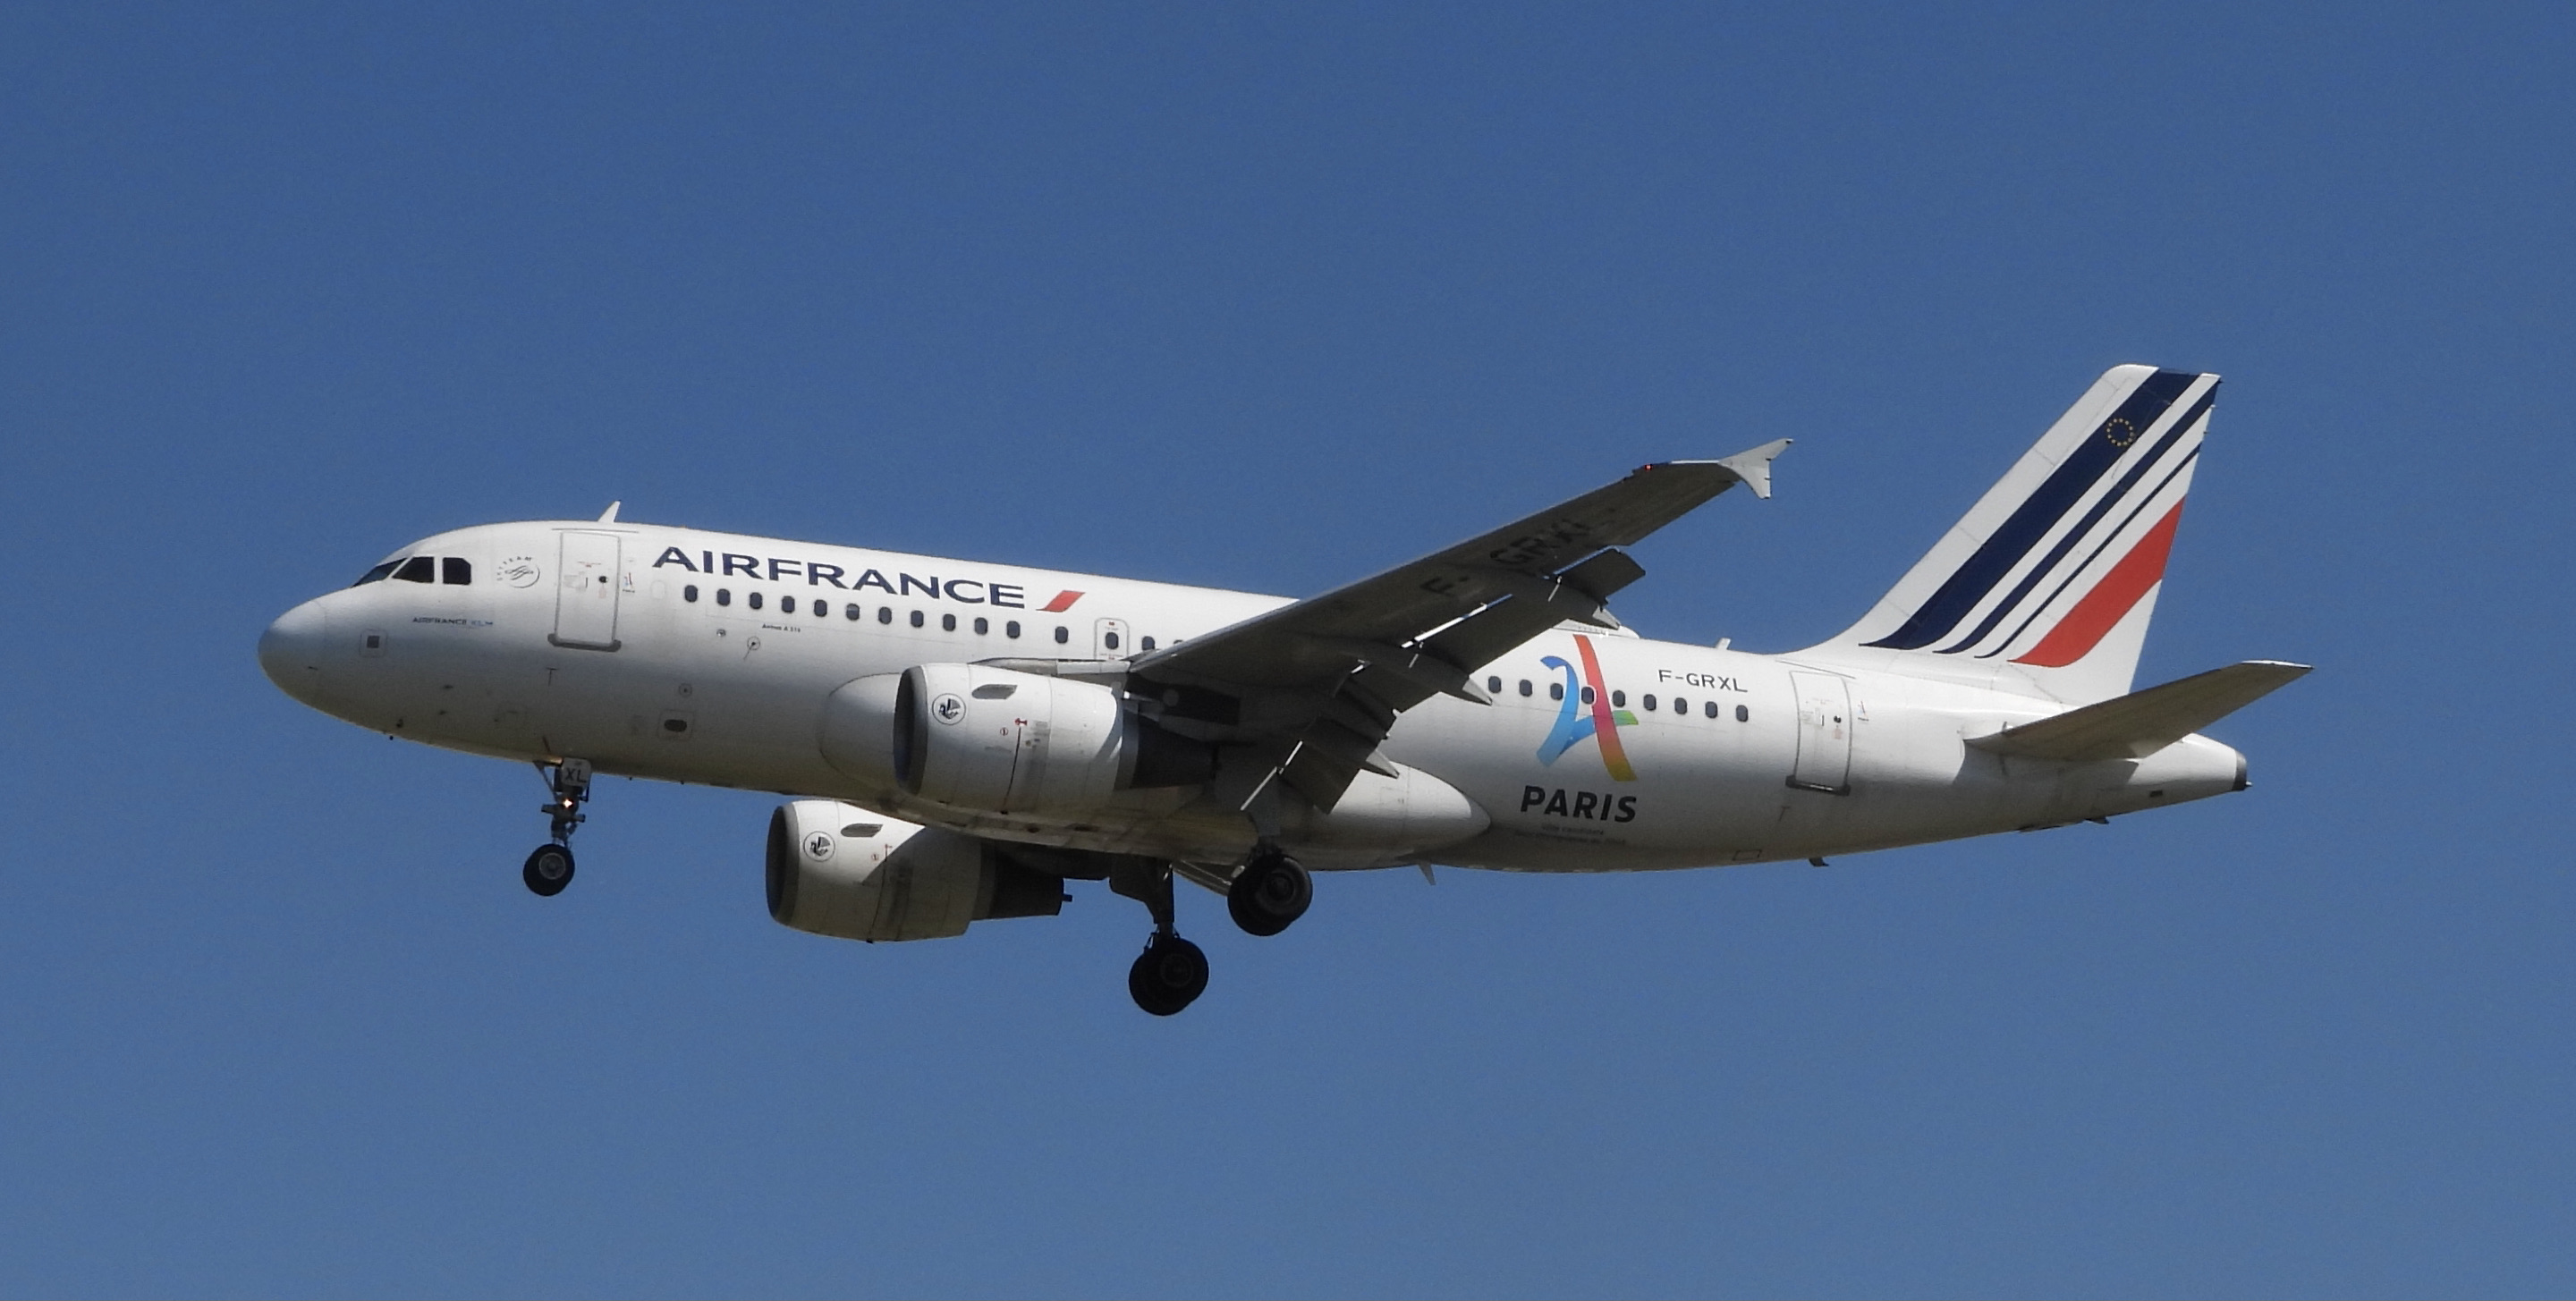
xmin=522 ymin=758 xmax=591 ymax=897
xmin=522 ymin=842 xmax=575 ymax=896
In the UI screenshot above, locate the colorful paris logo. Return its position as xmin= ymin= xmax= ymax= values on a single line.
xmin=1537 ymin=634 xmax=1638 ymax=781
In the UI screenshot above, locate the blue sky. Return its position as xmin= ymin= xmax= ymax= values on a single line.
xmin=4 ymin=4 xmax=2571 ymax=1296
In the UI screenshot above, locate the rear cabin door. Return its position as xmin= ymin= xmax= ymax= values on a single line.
xmin=1788 ymin=671 xmax=1852 ymax=792
xmin=551 ymin=531 xmax=623 ymax=650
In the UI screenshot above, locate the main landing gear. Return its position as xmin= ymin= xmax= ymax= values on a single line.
xmin=1227 ymin=848 xmax=1311 ymax=937
xmin=1129 ymin=934 xmax=1210 ymax=1018
xmin=1110 ymin=857 xmax=1208 ymax=1017
xmin=1106 ymin=848 xmax=1313 ymax=1016
xmin=522 ymin=757 xmax=591 ymax=897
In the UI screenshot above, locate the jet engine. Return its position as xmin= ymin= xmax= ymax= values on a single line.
xmin=818 ymin=664 xmax=1214 ymax=815
xmin=766 ymin=799 xmax=1064 ymax=942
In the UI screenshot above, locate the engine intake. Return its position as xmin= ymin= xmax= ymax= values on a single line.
xmin=765 ymin=799 xmax=1063 ymax=942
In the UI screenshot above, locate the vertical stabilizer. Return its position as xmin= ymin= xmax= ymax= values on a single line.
xmin=1801 ymin=365 xmax=2218 ymax=705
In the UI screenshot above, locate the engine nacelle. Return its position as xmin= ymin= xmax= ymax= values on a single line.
xmin=765 ymin=799 xmax=1063 ymax=942
xmin=818 ymin=664 xmax=1214 ymax=815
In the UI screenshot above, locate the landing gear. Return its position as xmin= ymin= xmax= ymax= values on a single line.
xmin=1109 ymin=856 xmax=1208 ymax=1016
xmin=1227 ymin=849 xmax=1311 ymax=937
xmin=1128 ymin=934 xmax=1209 ymax=1017
xmin=523 ymin=757 xmax=592 ymax=898
xmin=522 ymin=843 xmax=575 ymax=896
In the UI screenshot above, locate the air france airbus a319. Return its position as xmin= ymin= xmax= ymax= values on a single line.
xmin=259 ymin=365 xmax=2306 ymax=1015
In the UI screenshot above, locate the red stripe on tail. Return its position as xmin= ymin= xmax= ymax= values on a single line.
xmin=2012 ymin=500 xmax=2186 ymax=669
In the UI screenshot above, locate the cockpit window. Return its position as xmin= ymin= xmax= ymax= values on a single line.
xmin=394 ymin=556 xmax=436 ymax=583
xmin=352 ymin=560 xmax=401 ymax=587
xmin=441 ymin=557 xmax=471 ymax=585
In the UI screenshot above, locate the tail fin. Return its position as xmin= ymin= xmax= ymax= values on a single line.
xmin=1803 ymin=365 xmax=2219 ymax=705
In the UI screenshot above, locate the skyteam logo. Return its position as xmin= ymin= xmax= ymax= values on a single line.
xmin=1536 ymin=634 xmax=1639 ymax=781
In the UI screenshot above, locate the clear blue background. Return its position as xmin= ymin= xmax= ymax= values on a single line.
xmin=4 ymin=4 xmax=2569 ymax=1296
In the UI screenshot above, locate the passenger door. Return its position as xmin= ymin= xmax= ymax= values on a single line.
xmin=551 ymin=531 xmax=623 ymax=651
xmin=1788 ymin=671 xmax=1852 ymax=792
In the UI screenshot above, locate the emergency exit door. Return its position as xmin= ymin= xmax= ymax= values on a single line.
xmin=1094 ymin=618 xmax=1130 ymax=659
xmin=1788 ymin=671 xmax=1852 ymax=792
xmin=551 ymin=531 xmax=623 ymax=651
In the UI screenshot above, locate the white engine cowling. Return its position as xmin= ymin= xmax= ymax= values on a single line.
xmin=818 ymin=664 xmax=1214 ymax=815
xmin=765 ymin=799 xmax=1063 ymax=942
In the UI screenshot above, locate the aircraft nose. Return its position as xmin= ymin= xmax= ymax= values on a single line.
xmin=258 ymin=598 xmax=329 ymax=704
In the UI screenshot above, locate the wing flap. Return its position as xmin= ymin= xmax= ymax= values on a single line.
xmin=1967 ymin=660 xmax=2311 ymax=762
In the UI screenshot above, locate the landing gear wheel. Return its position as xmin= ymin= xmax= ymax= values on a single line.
xmin=522 ymin=843 xmax=576 ymax=897
xmin=1127 ymin=935 xmax=1209 ymax=1016
xmin=1227 ymin=851 xmax=1311 ymax=937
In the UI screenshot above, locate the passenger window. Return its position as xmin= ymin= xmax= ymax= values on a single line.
xmin=1140 ymin=636 xmax=1155 ymax=652
xmin=782 ymin=596 xmax=797 ymax=614
xmin=1611 ymin=690 xmax=1626 ymax=708
xmin=395 ymin=556 xmax=436 ymax=583
xmin=1006 ymin=621 xmax=1021 ymax=638
xmin=683 ymin=585 xmax=699 ymax=603
xmin=1704 ymin=700 xmax=1719 ymax=719
xmin=1642 ymin=695 xmax=1657 ymax=712
xmin=909 ymin=610 xmax=924 ymax=628
xmin=1735 ymin=704 xmax=1750 ymax=722
xmin=441 ymin=557 xmax=472 ymax=585
xmin=942 ymin=612 xmax=956 ymax=631
xmin=878 ymin=606 xmax=893 ymax=623
xmin=1580 ymin=686 xmax=1594 ymax=705
xmin=1519 ymin=679 xmax=1533 ymax=697
xmin=1673 ymin=697 xmax=1687 ymax=715
xmin=1549 ymin=682 xmax=1563 ymax=701
xmin=749 ymin=592 xmax=763 ymax=611
xmin=846 ymin=604 xmax=861 ymax=621
xmin=716 ymin=588 xmax=732 ymax=606
xmin=1487 ymin=675 xmax=1502 ymax=694
xmin=352 ymin=561 xmax=400 ymax=587
xmin=1105 ymin=630 xmax=1121 ymax=651
xmin=975 ymin=617 xmax=989 ymax=635
xmin=1055 ymin=626 xmax=1070 ymax=645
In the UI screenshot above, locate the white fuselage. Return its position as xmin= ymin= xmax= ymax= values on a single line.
xmin=259 ymin=520 xmax=2248 ymax=874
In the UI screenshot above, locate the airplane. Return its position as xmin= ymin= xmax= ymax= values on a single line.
xmin=258 ymin=364 xmax=2307 ymax=1016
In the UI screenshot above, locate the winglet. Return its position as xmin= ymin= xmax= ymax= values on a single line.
xmin=597 ymin=501 xmax=623 ymax=523
xmin=1711 ymin=439 xmax=1792 ymax=501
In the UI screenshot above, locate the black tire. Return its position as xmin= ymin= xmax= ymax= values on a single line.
xmin=1226 ymin=852 xmax=1311 ymax=937
xmin=522 ymin=843 xmax=575 ymax=897
xmin=1127 ymin=935 xmax=1208 ymax=1016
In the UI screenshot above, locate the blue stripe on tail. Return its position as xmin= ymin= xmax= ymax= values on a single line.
xmin=1864 ymin=369 xmax=2199 ymax=651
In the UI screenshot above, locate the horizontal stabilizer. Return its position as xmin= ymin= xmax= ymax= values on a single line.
xmin=1967 ymin=660 xmax=2311 ymax=763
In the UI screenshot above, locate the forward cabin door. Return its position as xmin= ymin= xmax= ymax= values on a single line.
xmin=551 ymin=531 xmax=623 ymax=650
xmin=1787 ymin=671 xmax=1852 ymax=792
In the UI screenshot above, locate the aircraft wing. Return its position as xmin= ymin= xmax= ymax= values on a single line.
xmin=1128 ymin=440 xmax=1789 ymax=810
